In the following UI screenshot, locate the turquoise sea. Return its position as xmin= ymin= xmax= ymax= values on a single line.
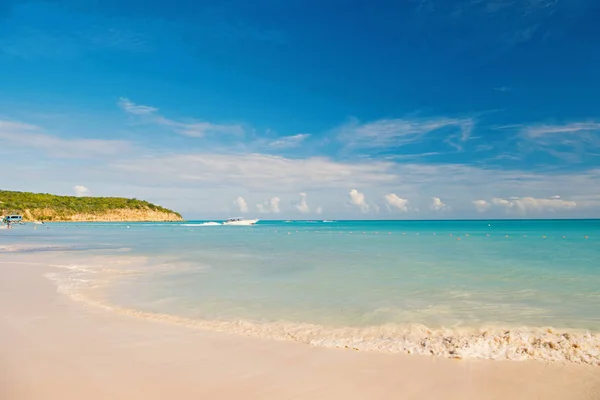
xmin=3 ymin=219 xmax=600 ymax=363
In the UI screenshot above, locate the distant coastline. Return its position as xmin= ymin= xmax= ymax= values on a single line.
xmin=0 ymin=190 xmax=183 ymax=222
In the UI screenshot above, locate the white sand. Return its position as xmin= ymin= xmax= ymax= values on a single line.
xmin=1 ymin=261 xmax=599 ymax=400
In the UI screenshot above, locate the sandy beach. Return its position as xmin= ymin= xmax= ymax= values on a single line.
xmin=0 ymin=261 xmax=598 ymax=400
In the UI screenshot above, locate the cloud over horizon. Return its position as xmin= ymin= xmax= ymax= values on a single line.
xmin=431 ymin=197 xmax=447 ymax=211
xmin=73 ymin=185 xmax=90 ymax=197
xmin=384 ymin=193 xmax=409 ymax=212
xmin=2 ymin=104 xmax=600 ymax=219
xmin=234 ymin=196 xmax=248 ymax=213
xmin=257 ymin=196 xmax=281 ymax=213
xmin=295 ymin=192 xmax=310 ymax=213
xmin=348 ymin=189 xmax=370 ymax=213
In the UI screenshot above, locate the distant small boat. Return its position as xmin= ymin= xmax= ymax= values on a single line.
xmin=2 ymin=214 xmax=23 ymax=224
xmin=223 ymin=218 xmax=259 ymax=226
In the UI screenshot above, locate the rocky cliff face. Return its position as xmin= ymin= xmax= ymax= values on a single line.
xmin=20 ymin=208 xmax=183 ymax=222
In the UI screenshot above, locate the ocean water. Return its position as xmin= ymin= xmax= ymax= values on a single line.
xmin=2 ymin=220 xmax=600 ymax=364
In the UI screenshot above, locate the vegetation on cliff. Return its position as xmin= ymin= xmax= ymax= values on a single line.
xmin=0 ymin=190 xmax=183 ymax=222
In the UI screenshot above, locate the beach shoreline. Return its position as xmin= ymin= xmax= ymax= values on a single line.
xmin=4 ymin=247 xmax=600 ymax=366
xmin=1 ymin=259 xmax=599 ymax=400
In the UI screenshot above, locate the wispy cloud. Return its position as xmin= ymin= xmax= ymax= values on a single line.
xmin=523 ymin=122 xmax=600 ymax=138
xmin=4 ymin=115 xmax=600 ymax=218
xmin=519 ymin=121 xmax=600 ymax=161
xmin=338 ymin=116 xmax=474 ymax=150
xmin=0 ymin=119 xmax=130 ymax=158
xmin=155 ymin=116 xmax=244 ymax=137
xmin=115 ymin=153 xmax=397 ymax=190
xmin=118 ymin=98 xmax=158 ymax=115
xmin=118 ymin=98 xmax=244 ymax=137
xmin=268 ymin=134 xmax=310 ymax=149
xmin=384 ymin=151 xmax=443 ymax=160
xmin=475 ymin=196 xmax=577 ymax=214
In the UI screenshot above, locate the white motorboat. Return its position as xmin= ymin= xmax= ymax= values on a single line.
xmin=223 ymin=218 xmax=259 ymax=226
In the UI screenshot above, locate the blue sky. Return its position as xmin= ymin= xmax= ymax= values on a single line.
xmin=1 ymin=0 xmax=600 ymax=219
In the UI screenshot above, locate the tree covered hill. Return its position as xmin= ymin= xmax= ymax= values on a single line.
xmin=0 ymin=190 xmax=183 ymax=222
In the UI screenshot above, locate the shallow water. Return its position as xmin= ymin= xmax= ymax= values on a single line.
xmin=3 ymin=219 xmax=600 ymax=363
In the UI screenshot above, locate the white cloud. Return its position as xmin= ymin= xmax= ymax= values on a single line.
xmin=430 ymin=197 xmax=448 ymax=211
xmin=118 ymin=98 xmax=244 ymax=137
xmin=523 ymin=122 xmax=600 ymax=138
xmin=384 ymin=193 xmax=409 ymax=212
xmin=115 ymin=153 xmax=397 ymax=190
xmin=154 ymin=116 xmax=244 ymax=137
xmin=112 ymin=153 xmax=600 ymax=217
xmin=4 ymin=117 xmax=600 ymax=218
xmin=490 ymin=196 xmax=577 ymax=214
xmin=269 ymin=134 xmax=310 ymax=148
xmin=491 ymin=197 xmax=513 ymax=207
xmin=269 ymin=197 xmax=281 ymax=213
xmin=348 ymin=189 xmax=370 ymax=213
xmin=338 ymin=116 xmax=474 ymax=149
xmin=73 ymin=185 xmax=90 ymax=197
xmin=234 ymin=196 xmax=248 ymax=213
xmin=519 ymin=121 xmax=600 ymax=160
xmin=118 ymin=97 xmax=157 ymax=115
xmin=316 ymin=206 xmax=323 ymax=215
xmin=0 ymin=119 xmax=130 ymax=158
xmin=473 ymin=199 xmax=491 ymax=212
xmin=296 ymin=192 xmax=310 ymax=213
xmin=257 ymin=197 xmax=281 ymax=213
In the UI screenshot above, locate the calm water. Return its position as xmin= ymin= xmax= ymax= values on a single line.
xmin=3 ymin=220 xmax=600 ymax=331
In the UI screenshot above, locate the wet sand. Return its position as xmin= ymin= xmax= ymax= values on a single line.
xmin=1 ymin=261 xmax=599 ymax=400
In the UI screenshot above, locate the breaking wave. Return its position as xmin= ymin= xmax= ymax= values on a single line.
xmin=44 ymin=262 xmax=600 ymax=367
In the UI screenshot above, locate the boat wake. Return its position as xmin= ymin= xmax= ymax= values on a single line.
xmin=181 ymin=222 xmax=222 ymax=226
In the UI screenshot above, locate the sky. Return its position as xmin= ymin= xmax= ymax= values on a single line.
xmin=1 ymin=0 xmax=600 ymax=219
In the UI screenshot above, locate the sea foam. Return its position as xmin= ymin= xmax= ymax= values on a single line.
xmin=45 ymin=261 xmax=600 ymax=366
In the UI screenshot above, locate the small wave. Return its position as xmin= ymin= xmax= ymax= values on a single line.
xmin=48 ymin=269 xmax=600 ymax=366
xmin=181 ymin=222 xmax=222 ymax=226
xmin=80 ymin=303 xmax=600 ymax=365
xmin=36 ymin=253 xmax=600 ymax=367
